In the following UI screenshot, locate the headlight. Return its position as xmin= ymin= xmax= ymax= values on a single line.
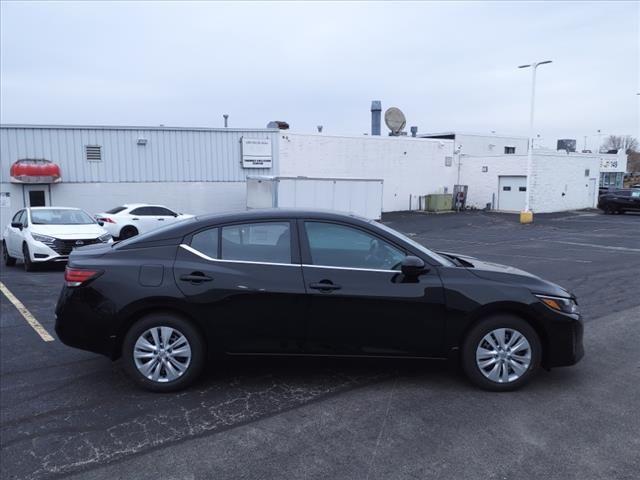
xmin=98 ymin=233 xmax=112 ymax=243
xmin=31 ymin=233 xmax=56 ymax=244
xmin=535 ymin=294 xmax=579 ymax=315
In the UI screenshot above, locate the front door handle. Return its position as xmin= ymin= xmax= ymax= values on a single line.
xmin=132 ymin=218 xmax=139 ymax=221
xmin=309 ymin=281 xmax=341 ymax=292
xmin=180 ymin=272 xmax=213 ymax=283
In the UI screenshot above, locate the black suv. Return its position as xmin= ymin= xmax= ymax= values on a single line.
xmin=598 ymin=189 xmax=640 ymax=214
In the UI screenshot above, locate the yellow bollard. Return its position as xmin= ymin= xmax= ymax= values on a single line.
xmin=520 ymin=210 xmax=533 ymax=224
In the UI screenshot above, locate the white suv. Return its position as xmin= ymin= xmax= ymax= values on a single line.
xmin=3 ymin=207 xmax=112 ymax=271
xmin=95 ymin=204 xmax=194 ymax=239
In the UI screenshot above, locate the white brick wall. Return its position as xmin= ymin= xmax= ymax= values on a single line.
xmin=279 ymin=133 xmax=456 ymax=212
xmin=460 ymin=153 xmax=602 ymax=213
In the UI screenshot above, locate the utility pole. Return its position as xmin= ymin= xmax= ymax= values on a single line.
xmin=518 ymin=60 xmax=552 ymax=224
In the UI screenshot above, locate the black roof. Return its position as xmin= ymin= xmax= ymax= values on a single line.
xmin=196 ymin=208 xmax=370 ymax=224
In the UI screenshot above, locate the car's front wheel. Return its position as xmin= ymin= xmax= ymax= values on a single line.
xmin=122 ymin=314 xmax=205 ymax=392
xmin=22 ymin=243 xmax=35 ymax=272
xmin=462 ymin=315 xmax=541 ymax=391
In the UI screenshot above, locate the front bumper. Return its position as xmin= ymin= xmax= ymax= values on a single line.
xmin=543 ymin=314 xmax=584 ymax=368
xmin=29 ymin=237 xmax=109 ymax=262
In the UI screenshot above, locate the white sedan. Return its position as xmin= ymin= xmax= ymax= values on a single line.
xmin=3 ymin=207 xmax=112 ymax=271
xmin=95 ymin=204 xmax=194 ymax=239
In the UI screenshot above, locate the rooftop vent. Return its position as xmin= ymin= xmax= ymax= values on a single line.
xmin=85 ymin=145 xmax=102 ymax=162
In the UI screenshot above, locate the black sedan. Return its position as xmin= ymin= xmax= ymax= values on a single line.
xmin=55 ymin=209 xmax=584 ymax=392
xmin=598 ymin=189 xmax=640 ymax=214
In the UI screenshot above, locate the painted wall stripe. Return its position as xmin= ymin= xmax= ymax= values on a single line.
xmin=0 ymin=281 xmax=55 ymax=342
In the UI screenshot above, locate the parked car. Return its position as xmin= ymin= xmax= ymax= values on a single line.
xmin=95 ymin=204 xmax=193 ymax=239
xmin=3 ymin=207 xmax=112 ymax=271
xmin=597 ymin=189 xmax=640 ymax=214
xmin=55 ymin=209 xmax=584 ymax=392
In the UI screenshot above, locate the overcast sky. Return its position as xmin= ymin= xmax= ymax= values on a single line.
xmin=1 ymin=1 xmax=638 ymax=150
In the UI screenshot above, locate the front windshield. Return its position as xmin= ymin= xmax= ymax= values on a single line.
xmin=372 ymin=221 xmax=456 ymax=267
xmin=31 ymin=209 xmax=96 ymax=225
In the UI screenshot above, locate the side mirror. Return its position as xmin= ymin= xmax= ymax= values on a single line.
xmin=11 ymin=222 xmax=23 ymax=230
xmin=401 ymin=255 xmax=427 ymax=277
xmin=97 ymin=221 xmax=104 ymax=226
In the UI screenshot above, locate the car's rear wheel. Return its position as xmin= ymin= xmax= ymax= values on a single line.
xmin=462 ymin=315 xmax=541 ymax=391
xmin=122 ymin=314 xmax=205 ymax=392
xmin=119 ymin=226 xmax=138 ymax=239
xmin=3 ymin=241 xmax=16 ymax=266
xmin=22 ymin=243 xmax=35 ymax=272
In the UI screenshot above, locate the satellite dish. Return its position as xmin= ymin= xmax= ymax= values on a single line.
xmin=384 ymin=107 xmax=406 ymax=135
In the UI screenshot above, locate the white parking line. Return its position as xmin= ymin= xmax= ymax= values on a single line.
xmin=546 ymin=240 xmax=640 ymax=253
xmin=0 ymin=281 xmax=55 ymax=342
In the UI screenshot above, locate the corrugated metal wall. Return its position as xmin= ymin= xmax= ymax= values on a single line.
xmin=0 ymin=126 xmax=279 ymax=183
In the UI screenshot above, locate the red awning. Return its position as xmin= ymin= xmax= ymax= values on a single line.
xmin=9 ymin=159 xmax=61 ymax=184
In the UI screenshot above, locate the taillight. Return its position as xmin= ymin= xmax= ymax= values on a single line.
xmin=65 ymin=267 xmax=102 ymax=287
xmin=98 ymin=217 xmax=116 ymax=224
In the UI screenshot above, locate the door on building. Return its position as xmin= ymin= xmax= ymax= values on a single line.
xmin=23 ymin=185 xmax=49 ymax=207
xmin=498 ymin=176 xmax=527 ymax=212
xmin=588 ymin=179 xmax=597 ymax=207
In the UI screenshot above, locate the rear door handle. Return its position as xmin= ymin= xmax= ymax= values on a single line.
xmin=180 ymin=273 xmax=213 ymax=283
xmin=158 ymin=218 xmax=165 ymax=221
xmin=132 ymin=218 xmax=139 ymax=221
xmin=309 ymin=281 xmax=341 ymax=292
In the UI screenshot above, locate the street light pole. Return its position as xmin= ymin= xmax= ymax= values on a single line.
xmin=518 ymin=60 xmax=552 ymax=223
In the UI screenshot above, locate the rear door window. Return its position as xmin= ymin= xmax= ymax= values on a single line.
xmin=130 ymin=207 xmax=155 ymax=216
xmin=221 ymin=222 xmax=291 ymax=264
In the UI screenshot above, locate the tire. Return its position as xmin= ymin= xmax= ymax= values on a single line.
xmin=119 ymin=225 xmax=138 ymax=240
xmin=3 ymin=241 xmax=16 ymax=266
xmin=22 ymin=243 xmax=36 ymax=272
xmin=461 ymin=314 xmax=541 ymax=392
xmin=122 ymin=314 xmax=205 ymax=392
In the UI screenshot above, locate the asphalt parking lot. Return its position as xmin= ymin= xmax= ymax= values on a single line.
xmin=1 ymin=210 xmax=639 ymax=480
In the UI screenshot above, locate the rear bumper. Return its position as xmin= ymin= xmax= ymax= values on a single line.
xmin=55 ymin=286 xmax=118 ymax=358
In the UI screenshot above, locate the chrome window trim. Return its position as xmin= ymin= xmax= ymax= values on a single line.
xmin=302 ymin=264 xmax=399 ymax=274
xmin=180 ymin=244 xmax=400 ymax=273
xmin=179 ymin=244 xmax=298 ymax=267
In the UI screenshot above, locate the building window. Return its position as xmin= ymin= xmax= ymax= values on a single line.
xmin=444 ymin=156 xmax=453 ymax=167
xmin=519 ymin=186 xmax=527 ymax=192
xmin=503 ymin=186 xmax=511 ymax=191
xmin=482 ymin=166 xmax=488 ymax=173
xmin=504 ymin=146 xmax=516 ymax=154
xmin=585 ymin=169 xmax=590 ymax=177
xmin=85 ymin=145 xmax=102 ymax=162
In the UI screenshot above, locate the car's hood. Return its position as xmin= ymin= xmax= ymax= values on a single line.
xmin=30 ymin=224 xmax=107 ymax=239
xmin=438 ymin=251 xmax=573 ymax=298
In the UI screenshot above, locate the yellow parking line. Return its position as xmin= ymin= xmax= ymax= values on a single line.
xmin=0 ymin=281 xmax=55 ymax=342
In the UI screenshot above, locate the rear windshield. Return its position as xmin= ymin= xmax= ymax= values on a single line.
xmin=31 ymin=209 xmax=95 ymax=225
xmin=105 ymin=206 xmax=127 ymax=214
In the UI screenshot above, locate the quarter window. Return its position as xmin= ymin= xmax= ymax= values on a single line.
xmin=221 ymin=222 xmax=291 ymax=264
xmin=304 ymin=222 xmax=405 ymax=270
xmin=12 ymin=210 xmax=23 ymax=223
xmin=191 ymin=228 xmax=219 ymax=259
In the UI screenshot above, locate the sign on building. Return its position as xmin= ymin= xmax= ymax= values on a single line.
xmin=241 ymin=137 xmax=272 ymax=169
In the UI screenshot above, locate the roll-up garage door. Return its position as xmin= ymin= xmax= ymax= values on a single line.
xmin=498 ymin=176 xmax=527 ymax=212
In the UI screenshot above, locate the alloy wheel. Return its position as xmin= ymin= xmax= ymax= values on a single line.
xmin=475 ymin=328 xmax=532 ymax=383
xmin=133 ymin=326 xmax=192 ymax=383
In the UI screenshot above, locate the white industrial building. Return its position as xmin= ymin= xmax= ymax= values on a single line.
xmin=0 ymin=124 xmax=628 ymax=232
